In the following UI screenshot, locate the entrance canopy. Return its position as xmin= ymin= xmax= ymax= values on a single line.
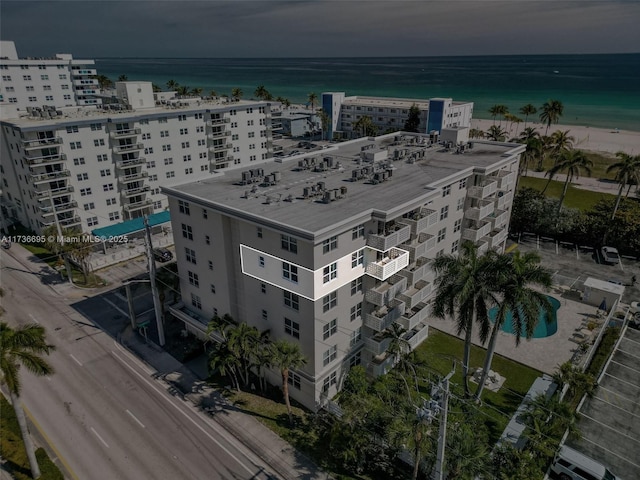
xmin=91 ymin=211 xmax=170 ymax=239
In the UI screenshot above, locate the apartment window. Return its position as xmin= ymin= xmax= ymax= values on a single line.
xmin=26 ymin=86 xmax=35 ymax=92
xmin=322 ymin=371 xmax=337 ymax=392
xmin=350 ymin=327 xmax=362 ymax=347
xmin=282 ymin=262 xmax=298 ymax=283
xmin=259 ymin=256 xmax=265 ymax=268
xmin=351 ymin=249 xmax=364 ymax=268
xmin=100 ymin=169 xmax=111 ymax=177
xmin=323 ymin=263 xmax=337 ymax=283
xmin=164 ymin=157 xmax=173 ymax=165
xmin=94 ymin=139 xmax=105 ymax=147
xmin=323 ymin=292 xmax=337 ymax=312
xmin=205 ymin=235 xmax=210 ymax=245
xmin=23 ymin=75 xmax=32 ymax=81
xmin=103 ymin=183 xmax=114 ymax=191
xmin=180 ymin=128 xmax=188 ymax=135
xmin=150 ymin=174 xmax=158 ymax=181
xmin=349 ymin=351 xmax=362 ymax=367
xmin=77 ymin=173 xmax=88 ymax=181
xmin=350 ymin=302 xmax=362 ymax=322
xmin=440 ymin=205 xmax=449 ymax=221
xmin=322 ymin=236 xmax=338 ymax=253
xmin=1 ymin=75 xmax=11 ymax=81
xmin=257 ymin=227 xmax=263 ymax=238
xmin=109 ymin=212 xmax=120 ymax=221
xmin=210 ymin=284 xmax=216 ymax=294
xmin=260 ymin=283 xmax=266 ymax=294
xmin=323 ymin=346 xmax=337 ymax=367
xmin=459 ymin=178 xmax=467 ymax=189
xmin=213 ymin=307 xmax=218 ymax=317
xmin=144 ymin=147 xmax=154 ymax=154
xmin=162 ymin=144 xmax=171 ymax=152
xmin=90 ymin=123 xmax=102 ymax=131
xmin=351 ymin=278 xmax=363 ymax=295
xmin=178 ymin=115 xmax=187 ymax=121
xmin=106 ymin=198 xmax=116 ymax=206
xmin=284 ymin=291 xmax=299 ymax=311
xmin=181 ymin=142 xmax=190 ymax=149
xmin=178 ymin=200 xmax=190 ymax=215
xmin=185 ymin=247 xmax=196 ymax=264
xmin=453 ymin=219 xmax=462 ymax=233
xmin=147 ymin=160 xmax=156 ymax=168
xmin=185 ymin=167 xmax=193 ymax=174
xmin=191 ymin=293 xmax=202 ymax=310
xmin=437 ymin=227 xmax=446 ymax=243
xmin=183 ymin=155 xmax=192 ymax=162
xmin=80 ymin=188 xmax=92 ymax=196
xmin=285 ymin=318 xmax=300 ymax=339
xmin=87 ymin=216 xmax=98 ymax=227
xmin=83 ymin=202 xmax=95 ymax=211
xmin=158 ymin=117 xmax=168 ymax=124
xmin=442 ymin=184 xmax=452 ymax=197
xmin=188 ymin=271 xmax=199 ymax=287
xmin=59 ymin=74 xmax=67 ymax=80
xmin=202 ymin=209 xmax=208 ymax=219
xmin=352 ymin=224 xmax=365 ymax=239
xmin=288 ymin=372 xmax=301 ymax=390
xmin=70 ymin=141 xmax=81 ymax=149
xmin=97 ymin=154 xmax=108 ymax=162
xmin=281 ymin=235 xmax=297 ymax=253
xmin=73 ymin=157 xmax=86 ymax=166
xmin=181 ymin=223 xmax=193 ymax=240
xmin=457 ymin=197 xmax=465 ymax=211
xmin=323 ymin=319 xmax=337 ymax=340
xmin=66 ymin=126 xmax=79 ymax=134
xmin=208 ymin=260 xmax=213 ymax=271
xmin=262 ymin=310 xmax=268 ymax=321
xmin=451 ymin=239 xmax=460 ymax=254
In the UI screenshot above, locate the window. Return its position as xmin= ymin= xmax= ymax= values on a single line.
xmin=322 ymin=236 xmax=338 ymax=253
xmin=288 ymin=372 xmax=301 ymax=390
xmin=323 ymin=319 xmax=337 ymax=340
xmin=453 ymin=219 xmax=462 ymax=233
xmin=188 ymin=271 xmax=199 ymax=287
xmin=323 ymin=292 xmax=337 ymax=312
xmin=83 ymin=202 xmax=95 ymax=211
xmin=257 ymin=227 xmax=263 ymax=238
xmin=162 ymin=144 xmax=171 ymax=152
xmin=351 ymin=249 xmax=364 ymax=268
xmin=94 ymin=139 xmax=105 ymax=147
xmin=185 ymin=167 xmax=193 ymax=175
xmin=202 ymin=209 xmax=208 ymax=219
xmin=457 ymin=198 xmax=465 ymax=211
xmin=350 ymin=302 xmax=362 ymax=322
xmin=70 ymin=141 xmax=81 ymax=149
xmin=178 ymin=200 xmax=190 ymax=215
xmin=451 ymin=239 xmax=460 ymax=253
xmin=106 ymin=198 xmax=117 ymax=206
xmin=97 ymin=154 xmax=108 ymax=162
xmin=281 ymin=235 xmax=297 ymax=253
xmin=261 ymin=283 xmax=266 ymax=294
xmin=351 ymin=278 xmax=363 ymax=295
xmin=66 ymin=126 xmax=79 ymax=134
xmin=23 ymin=75 xmax=32 ymax=81
xmin=352 ymin=224 xmax=365 ymax=239
xmin=282 ymin=262 xmax=298 ymax=283
xmin=181 ymin=142 xmax=190 ymax=149
xmin=41 ymin=74 xmax=49 ymax=81
xmin=80 ymin=188 xmax=92 ymax=196
xmin=285 ymin=318 xmax=300 ymax=339
xmin=262 ymin=310 xmax=268 ymax=321
xmin=90 ymin=123 xmax=102 ymax=131
xmin=74 ymin=157 xmax=86 ymax=166
xmin=459 ymin=178 xmax=467 ymax=189
xmin=109 ymin=212 xmax=120 ymax=221
xmin=442 ymin=184 xmax=452 ymax=197
xmin=284 ymin=291 xmax=299 ymax=311
xmin=440 ymin=206 xmax=449 ymax=221
xmin=100 ymin=169 xmax=111 ymax=177
xmin=191 ymin=293 xmax=202 ymax=310
xmin=103 ymin=183 xmax=114 ymax=191
xmin=323 ymin=346 xmax=337 ymax=367
xmin=87 ymin=216 xmax=98 ymax=227
xmin=259 ymin=256 xmax=265 ymax=268
xmin=164 ymin=157 xmax=173 ymax=165
xmin=322 ymin=371 xmax=337 ymax=392
xmin=181 ymin=223 xmax=193 ymax=240
xmin=210 ymin=284 xmax=216 ymax=294
xmin=185 ymin=247 xmax=196 ymax=264
xmin=350 ymin=327 xmax=362 ymax=347
xmin=437 ymin=227 xmax=446 ymax=243
xmin=183 ymin=155 xmax=191 ymax=162
xmin=180 ymin=128 xmax=188 ymax=135
xmin=323 ymin=263 xmax=337 ymax=283
xmin=205 ymin=235 xmax=210 ymax=245
xmin=77 ymin=173 xmax=88 ymax=181
xmin=349 ymin=351 xmax=362 ymax=367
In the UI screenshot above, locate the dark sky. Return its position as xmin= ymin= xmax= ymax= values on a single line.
xmin=2 ymin=0 xmax=639 ymax=58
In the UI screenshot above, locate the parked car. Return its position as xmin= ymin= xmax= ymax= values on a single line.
xmin=601 ymin=246 xmax=620 ymax=265
xmin=631 ymin=301 xmax=640 ymax=319
xmin=153 ymin=248 xmax=173 ymax=262
xmin=550 ymin=445 xmax=620 ymax=480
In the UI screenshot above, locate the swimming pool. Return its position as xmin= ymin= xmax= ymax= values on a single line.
xmin=489 ymin=296 xmax=561 ymax=338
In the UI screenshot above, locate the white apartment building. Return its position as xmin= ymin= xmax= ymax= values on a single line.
xmin=164 ymin=133 xmax=523 ymax=411
xmin=0 ymin=82 xmax=275 ymax=234
xmin=0 ymin=40 xmax=100 ymax=109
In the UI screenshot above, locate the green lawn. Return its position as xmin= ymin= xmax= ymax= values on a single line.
xmin=538 ymin=150 xmax=618 ymax=180
xmin=518 ymin=176 xmax=616 ymax=210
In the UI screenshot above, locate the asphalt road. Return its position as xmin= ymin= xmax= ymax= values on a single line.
xmin=1 ymin=250 xmax=277 ymax=480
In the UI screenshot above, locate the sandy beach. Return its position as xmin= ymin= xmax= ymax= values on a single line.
xmin=471 ymin=118 xmax=640 ymax=156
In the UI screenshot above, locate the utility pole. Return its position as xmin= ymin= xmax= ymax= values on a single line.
xmin=124 ymin=282 xmax=136 ymax=328
xmin=433 ymin=364 xmax=456 ymax=480
xmin=144 ymin=215 xmax=165 ymax=346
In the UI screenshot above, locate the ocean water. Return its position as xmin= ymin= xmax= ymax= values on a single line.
xmin=96 ymin=54 xmax=640 ymax=131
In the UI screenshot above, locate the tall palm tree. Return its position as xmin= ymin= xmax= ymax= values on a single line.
xmin=550 ymin=129 xmax=575 ymax=156
xmin=469 ymin=128 xmax=484 ymax=139
xmin=307 ymin=92 xmax=318 ymax=112
xmin=547 ymin=149 xmax=593 ymax=214
xmin=519 ymin=104 xmax=537 ymax=129
xmin=474 ymin=251 xmax=553 ymax=400
xmin=166 ymin=79 xmax=179 ymax=91
xmin=94 ymin=74 xmax=113 ymax=90
xmin=539 ymin=99 xmax=564 ymax=135
xmin=515 ymin=127 xmax=541 ymax=177
xmin=445 ymin=423 xmax=489 ymax=479
xmin=254 ymin=85 xmax=270 ymax=100
xmin=118 ymin=74 xmax=128 ymax=82
xmin=317 ymin=109 xmax=331 ymax=141
xmin=352 ymin=115 xmax=377 ymax=138
xmin=209 ymin=90 xmax=218 ymax=98
xmin=176 ymin=85 xmax=190 ymax=96
xmin=231 ymin=87 xmax=243 ymax=101
xmin=486 ymin=125 xmax=507 ymax=142
xmin=190 ymin=87 xmax=203 ymax=97
xmin=496 ymin=105 xmax=509 ymax=127
xmin=606 ymin=152 xmax=640 ymax=219
xmin=383 ymin=323 xmax=410 ymax=367
xmin=488 ymin=105 xmax=500 ymax=125
xmin=227 ymin=322 xmax=260 ymax=388
xmin=209 ymin=342 xmax=241 ymax=392
xmin=432 ymin=242 xmax=499 ymax=396
xmin=1 ymin=322 xmax=55 ymax=479
xmin=271 ymin=339 xmax=306 ymax=423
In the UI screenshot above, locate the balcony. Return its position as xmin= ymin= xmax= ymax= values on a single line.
xmin=484 ymin=229 xmax=508 ymax=250
xmin=73 ymin=79 xmax=99 ymax=87
xmin=403 ymin=233 xmax=436 ymax=262
xmin=207 ymin=117 xmax=230 ymax=126
xmin=403 ymin=323 xmax=429 ymax=351
xmin=59 ymin=216 xmax=82 ymax=228
xmin=113 ymin=143 xmax=144 ymax=154
xmin=71 ymin=68 xmax=97 ymax=76
xmin=24 ymin=153 xmax=66 ymax=166
xmin=466 ymin=199 xmax=495 ymax=221
xmin=489 ymin=209 xmax=509 ymax=229
xmin=367 ymin=223 xmax=411 ymax=251
xmin=118 ymin=171 xmax=148 ymax=183
xmin=207 ymin=130 xmax=231 ymax=139
xmin=468 ymin=179 xmax=498 ymax=199
xmin=399 ymin=302 xmax=431 ymax=331
xmin=462 ymin=220 xmax=492 ymax=242
xmin=496 ymin=190 xmax=514 ymax=211
xmin=365 ymin=248 xmax=410 ymax=281
xmin=399 ymin=256 xmax=434 ymax=286
xmin=365 ymin=275 xmax=407 ymax=307
xmin=22 ymin=137 xmax=62 ymax=150
xmin=477 ymin=240 xmax=489 ymax=254
xmin=116 ymin=157 xmax=145 ymax=168
xmin=123 ymin=199 xmax=153 ymax=212
xmin=364 ymin=299 xmax=405 ymax=332
xmin=40 ymin=201 xmax=77 ymax=215
xmin=398 ymin=280 xmax=433 ymax=310
xmin=399 ymin=208 xmax=438 ymax=235
xmin=364 ymin=332 xmax=392 ymax=356
xmin=366 ymin=352 xmax=396 ymax=377
xmin=35 ymin=185 xmax=74 ymax=199
xmin=122 ymin=185 xmax=150 ymax=197
xmin=208 ymin=141 xmax=232 ymax=152
xmin=495 ymin=170 xmax=516 ymax=191
xmin=110 ymin=128 xmax=141 ymax=139
xmin=29 ymin=170 xmax=70 ymax=184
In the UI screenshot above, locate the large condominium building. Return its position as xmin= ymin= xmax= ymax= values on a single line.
xmin=0 ymin=81 xmax=275 ymax=234
xmin=321 ymin=92 xmax=473 ymax=140
xmin=164 ymin=133 xmax=523 ymax=411
xmin=0 ymin=41 xmax=100 ymax=109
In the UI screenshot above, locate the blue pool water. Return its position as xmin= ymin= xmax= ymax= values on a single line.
xmin=489 ymin=296 xmax=561 ymax=338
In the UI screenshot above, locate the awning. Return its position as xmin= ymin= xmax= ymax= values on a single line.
xmin=91 ymin=211 xmax=171 ymax=239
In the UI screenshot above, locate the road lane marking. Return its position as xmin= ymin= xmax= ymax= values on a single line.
xmin=126 ymin=409 xmax=146 ymax=428
xmin=110 ymin=350 xmax=257 ymax=476
xmin=29 ymin=313 xmax=39 ymax=324
xmin=91 ymin=427 xmax=110 ymax=449
xmin=69 ymin=354 xmax=83 ymax=367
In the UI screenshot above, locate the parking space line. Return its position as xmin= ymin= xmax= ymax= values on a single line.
xmin=580 ymin=435 xmax=640 ymax=469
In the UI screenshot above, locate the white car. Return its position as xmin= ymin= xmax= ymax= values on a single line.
xmin=601 ymin=246 xmax=620 ymax=265
xmin=631 ymin=301 xmax=640 ymax=319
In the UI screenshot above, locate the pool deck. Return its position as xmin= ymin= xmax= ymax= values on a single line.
xmin=427 ymin=291 xmax=602 ymax=375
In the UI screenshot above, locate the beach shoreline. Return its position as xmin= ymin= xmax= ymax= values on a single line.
xmin=470 ymin=119 xmax=640 ymax=155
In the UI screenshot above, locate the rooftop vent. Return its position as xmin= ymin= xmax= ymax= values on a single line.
xmin=239 ymin=168 xmax=265 ymax=185
xmin=322 ymin=186 xmax=348 ymax=204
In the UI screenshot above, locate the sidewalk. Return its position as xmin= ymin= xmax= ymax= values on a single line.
xmin=120 ymin=326 xmax=329 ymax=480
xmin=522 ymin=170 xmax=622 ymax=195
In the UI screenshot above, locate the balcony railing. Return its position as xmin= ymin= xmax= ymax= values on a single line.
xmin=35 ymin=185 xmax=74 ymax=199
xmin=399 ymin=302 xmax=431 ymax=331
xmin=25 ymin=153 xmax=66 ymax=165
xmin=207 ymin=118 xmax=230 ymax=126
xmin=399 ymin=256 xmax=435 ymax=286
xmin=123 ymin=199 xmax=153 ymax=212
xmin=495 ymin=170 xmax=516 ymax=191
xmin=118 ymin=171 xmax=149 ymax=182
xmin=59 ymin=216 xmax=82 ymax=228
xmin=404 ymin=323 xmax=429 ymax=351
xmin=365 ymin=248 xmax=410 ymax=281
xmin=468 ymin=179 xmax=498 ymax=199
xmin=364 ymin=334 xmax=392 ymax=357
xmin=366 ymin=352 xmax=396 ymax=377
xmin=22 ymin=137 xmax=62 ymax=149
xmin=466 ymin=199 xmax=495 ymax=221
xmin=40 ymin=201 xmax=77 ymax=215
xmin=489 ymin=209 xmax=509 ymax=229
xmin=365 ymin=275 xmax=407 ymax=307
xmin=207 ymin=130 xmax=230 ymax=139
xmin=73 ymin=79 xmax=99 ymax=87
xmin=484 ymin=229 xmax=508 ymax=249
xmin=122 ymin=185 xmax=150 ymax=197
xmin=363 ymin=299 xmax=405 ymax=332
xmin=110 ymin=128 xmax=141 ymax=139
xmin=462 ymin=220 xmax=492 ymax=242
xmin=403 ymin=233 xmax=436 ymax=262
xmin=398 ymin=280 xmax=433 ymax=310
xmin=496 ymin=191 xmax=514 ymax=211
xmin=399 ymin=208 xmax=438 ymax=235
xmin=29 ymin=170 xmax=70 ymax=184
xmin=477 ymin=240 xmax=489 ymax=254
xmin=116 ymin=157 xmax=145 ymax=168
xmin=113 ymin=143 xmax=144 ymax=154
xmin=208 ymin=141 xmax=232 ymax=152
xmin=367 ymin=223 xmax=411 ymax=251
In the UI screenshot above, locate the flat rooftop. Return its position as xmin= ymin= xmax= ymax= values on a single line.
xmin=165 ymin=135 xmax=523 ymax=237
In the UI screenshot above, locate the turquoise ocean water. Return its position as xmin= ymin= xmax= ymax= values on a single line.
xmin=96 ymin=54 xmax=640 ymax=131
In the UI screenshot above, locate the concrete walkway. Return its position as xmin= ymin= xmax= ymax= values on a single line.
xmin=522 ymin=170 xmax=628 ymax=196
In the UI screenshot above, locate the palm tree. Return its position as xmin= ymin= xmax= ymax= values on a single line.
xmin=94 ymin=74 xmax=113 ymax=90
xmin=606 ymin=152 xmax=640 ymax=219
xmin=383 ymin=323 xmax=410 ymax=367
xmin=352 ymin=115 xmax=377 ymax=138
xmin=317 ymin=109 xmax=331 ymax=141
xmin=488 ymin=105 xmax=500 ymax=125
xmin=474 ymin=251 xmax=553 ymax=400
xmin=227 ymin=322 xmax=260 ymax=388
xmin=209 ymin=90 xmax=218 ymax=98
xmin=539 ymin=99 xmax=564 ymax=135
xmin=1 ymin=322 xmax=55 ymax=479
xmin=209 ymin=342 xmax=241 ymax=392
xmin=190 ymin=87 xmax=203 ymax=97
xmin=550 ymin=129 xmax=575 ymax=156
xmin=445 ymin=423 xmax=489 ymax=479
xmin=552 ymin=361 xmax=597 ymax=402
xmin=486 ymin=125 xmax=507 ymax=142
xmin=166 ymin=79 xmax=179 ymax=91
xmin=547 ymin=149 xmax=593 ymax=214
xmin=276 ymin=96 xmax=291 ymax=108
xmin=118 ymin=74 xmax=128 ymax=82
xmin=152 ymin=84 xmax=161 ymax=92
xmin=271 ymin=339 xmax=306 ymax=423
xmin=519 ymin=104 xmax=537 ymax=129
xmin=432 ymin=242 xmax=499 ymax=396
xmin=254 ymin=85 xmax=270 ymax=100
xmin=307 ymin=92 xmax=318 ymax=112
xmin=469 ymin=128 xmax=484 ymax=139
xmin=176 ymin=85 xmax=190 ymax=96
xmin=231 ymin=87 xmax=243 ymax=101
xmin=515 ymin=127 xmax=541 ymax=177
